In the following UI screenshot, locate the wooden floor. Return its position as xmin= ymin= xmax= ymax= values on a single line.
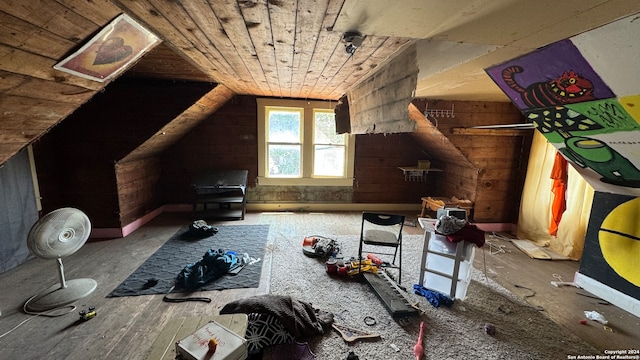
xmin=472 ymin=231 xmax=640 ymax=353
xmin=0 ymin=211 xmax=638 ymax=359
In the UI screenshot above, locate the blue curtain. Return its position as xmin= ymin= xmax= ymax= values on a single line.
xmin=0 ymin=148 xmax=38 ymax=273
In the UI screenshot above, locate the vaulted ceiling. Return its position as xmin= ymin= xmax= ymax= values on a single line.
xmin=1 ymin=0 xmax=639 ymax=165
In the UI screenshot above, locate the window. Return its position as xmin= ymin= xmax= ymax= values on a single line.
xmin=257 ymin=98 xmax=354 ymax=186
xmin=266 ymin=107 xmax=303 ymax=177
xmin=313 ymin=109 xmax=346 ymax=177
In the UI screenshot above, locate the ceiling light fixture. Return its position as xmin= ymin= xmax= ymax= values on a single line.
xmin=342 ymin=31 xmax=365 ymax=56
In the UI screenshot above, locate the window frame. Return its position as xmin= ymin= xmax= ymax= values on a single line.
xmin=257 ymin=98 xmax=355 ymax=186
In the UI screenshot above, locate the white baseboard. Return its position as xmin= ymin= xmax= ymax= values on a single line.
xmin=574 ymin=272 xmax=640 ymax=318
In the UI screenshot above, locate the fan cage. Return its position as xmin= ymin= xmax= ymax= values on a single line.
xmin=27 ymin=207 xmax=91 ymax=259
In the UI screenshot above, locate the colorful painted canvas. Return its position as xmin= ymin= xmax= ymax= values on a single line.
xmin=580 ymin=192 xmax=640 ymax=300
xmin=486 ymin=15 xmax=640 ymax=197
xmin=486 ymin=39 xmax=614 ymax=111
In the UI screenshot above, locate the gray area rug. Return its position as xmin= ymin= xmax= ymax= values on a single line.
xmin=107 ymin=224 xmax=269 ymax=297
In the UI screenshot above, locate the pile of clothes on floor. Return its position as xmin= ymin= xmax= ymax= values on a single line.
xmin=220 ymin=295 xmax=334 ymax=359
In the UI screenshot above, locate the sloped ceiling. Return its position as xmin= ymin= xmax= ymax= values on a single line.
xmin=1 ymin=0 xmax=639 ymax=166
xmin=334 ymin=0 xmax=640 ymax=101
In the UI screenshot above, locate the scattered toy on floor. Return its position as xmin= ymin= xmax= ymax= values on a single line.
xmin=332 ymin=323 xmax=380 ymax=342
xmin=79 ymin=306 xmax=96 ymax=321
xmin=325 ymin=257 xmax=378 ymax=276
xmin=484 ymin=323 xmax=496 ymax=336
xmin=413 ymin=321 xmax=425 ymax=359
xmin=302 ymin=235 xmax=338 ymax=258
xmin=207 ymin=338 xmax=218 ymax=355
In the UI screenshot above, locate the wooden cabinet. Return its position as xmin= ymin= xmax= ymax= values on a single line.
xmin=191 ymin=170 xmax=248 ymax=220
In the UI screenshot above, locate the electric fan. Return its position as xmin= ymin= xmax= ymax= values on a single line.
xmin=24 ymin=207 xmax=97 ymax=312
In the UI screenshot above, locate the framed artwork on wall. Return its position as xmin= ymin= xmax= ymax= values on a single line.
xmin=53 ymin=13 xmax=160 ymax=82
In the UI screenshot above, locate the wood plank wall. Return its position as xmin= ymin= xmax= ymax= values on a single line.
xmin=352 ymin=133 xmax=432 ymax=204
xmin=33 ymin=78 xmax=214 ymax=227
xmin=115 ymin=157 xmax=163 ymax=226
xmin=161 ymin=95 xmax=429 ymax=208
xmin=33 ymin=86 xmax=531 ymax=230
xmin=411 ymin=99 xmax=531 ymax=222
xmin=160 ymin=95 xmax=259 ymax=205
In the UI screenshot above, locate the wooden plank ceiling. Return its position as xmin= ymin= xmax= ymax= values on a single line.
xmin=1 ymin=0 xmax=639 ymax=166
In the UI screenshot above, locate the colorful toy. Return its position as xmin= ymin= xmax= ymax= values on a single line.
xmin=332 ymin=323 xmax=380 ymax=342
xmin=325 ymin=257 xmax=378 ymax=276
xmin=207 ymin=338 xmax=218 ymax=355
xmin=413 ymin=321 xmax=424 ymax=360
xmin=302 ymin=235 xmax=337 ymax=258
xmin=484 ymin=323 xmax=496 ymax=336
xmin=347 ymin=259 xmax=378 ymax=276
xmin=79 ymin=306 xmax=96 ymax=321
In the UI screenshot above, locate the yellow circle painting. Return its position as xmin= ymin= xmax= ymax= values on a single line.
xmin=599 ymin=197 xmax=640 ymax=286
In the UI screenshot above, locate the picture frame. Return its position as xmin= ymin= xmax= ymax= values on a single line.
xmin=53 ymin=13 xmax=160 ymax=82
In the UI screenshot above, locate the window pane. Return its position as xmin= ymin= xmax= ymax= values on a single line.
xmin=314 ymin=145 xmax=345 ymax=176
xmin=268 ymin=110 xmax=300 ymax=143
xmin=314 ymin=111 xmax=344 ymax=145
xmin=268 ymin=144 xmax=301 ymax=177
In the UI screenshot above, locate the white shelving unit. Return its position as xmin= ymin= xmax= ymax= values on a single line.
xmin=398 ymin=167 xmax=442 ymax=182
xmin=417 ymin=218 xmax=475 ymax=300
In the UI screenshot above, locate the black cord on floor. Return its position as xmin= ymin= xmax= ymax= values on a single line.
xmin=162 ymin=285 xmax=212 ymax=303
xmin=513 ymin=284 xmax=544 ymax=311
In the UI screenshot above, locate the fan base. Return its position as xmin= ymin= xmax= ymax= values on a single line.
xmin=25 ymin=278 xmax=97 ymax=313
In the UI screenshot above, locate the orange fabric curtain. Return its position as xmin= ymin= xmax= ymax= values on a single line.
xmin=549 ymin=151 xmax=568 ymax=236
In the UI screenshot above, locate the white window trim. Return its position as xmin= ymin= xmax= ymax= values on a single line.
xmin=257 ymin=98 xmax=355 ymax=186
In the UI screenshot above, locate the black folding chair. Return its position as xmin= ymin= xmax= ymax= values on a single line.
xmin=358 ymin=212 xmax=405 ymax=284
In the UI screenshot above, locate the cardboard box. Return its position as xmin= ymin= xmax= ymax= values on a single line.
xmin=176 ymin=321 xmax=247 ymax=360
xmin=417 ymin=160 xmax=431 ymax=169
